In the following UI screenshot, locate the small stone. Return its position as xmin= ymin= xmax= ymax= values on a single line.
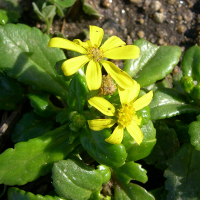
xmin=130 ymin=32 xmax=136 ymax=39
xmin=157 ymin=38 xmax=164 ymax=45
xmin=126 ymin=35 xmax=133 ymax=45
xmin=130 ymin=0 xmax=142 ymax=4
xmin=150 ymin=1 xmax=162 ymax=13
xmin=168 ymin=0 xmax=176 ymax=4
xmin=177 ymin=24 xmax=187 ymax=34
xmin=101 ymin=0 xmax=111 ymax=8
xmin=123 ymin=28 xmax=128 ymax=35
xmin=187 ymin=0 xmax=194 ymax=8
xmin=196 ymin=26 xmax=200 ymax=35
xmin=182 ymin=10 xmax=193 ymax=22
xmin=137 ymin=30 xmax=145 ymax=38
xmin=138 ymin=18 xmax=144 ymax=24
xmin=153 ymin=12 xmax=165 ymax=24
xmin=177 ymin=15 xmax=182 ymax=21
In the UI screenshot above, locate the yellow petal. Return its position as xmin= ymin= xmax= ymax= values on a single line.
xmin=48 ymin=37 xmax=86 ymax=54
xmin=100 ymin=36 xmax=126 ymax=52
xmin=88 ymin=119 xmax=116 ymax=131
xmin=126 ymin=121 xmax=143 ymax=145
xmin=86 ymin=60 xmax=102 ymax=91
xmin=62 ymin=55 xmax=90 ymax=76
xmin=101 ymin=60 xmax=134 ymax=89
xmin=104 ymin=45 xmax=140 ymax=60
xmin=118 ymin=82 xmax=140 ymax=104
xmin=73 ymin=39 xmax=89 ymax=49
xmin=133 ymin=91 xmax=153 ymax=111
xmin=88 ymin=96 xmax=115 ymax=116
xmin=105 ymin=125 xmax=124 ymax=144
xmin=89 ymin=26 xmax=104 ymax=48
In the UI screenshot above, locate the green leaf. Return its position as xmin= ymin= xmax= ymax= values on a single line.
xmin=79 ymin=127 xmax=127 ymax=168
xmin=113 ymin=161 xmax=148 ymax=184
xmin=143 ymin=122 xmax=180 ymax=171
xmin=82 ymin=0 xmax=101 ymax=17
xmin=181 ymin=45 xmax=200 ymax=82
xmin=0 ymin=9 xmax=8 ymax=25
xmin=175 ymin=120 xmax=190 ymax=143
xmin=11 ymin=111 xmax=54 ymax=143
xmin=52 ymin=159 xmax=102 ymax=200
xmin=0 ymin=24 xmax=69 ymax=101
xmin=32 ymin=2 xmax=45 ymax=21
xmin=149 ymin=88 xmax=200 ymax=120
xmin=188 ymin=114 xmax=200 ymax=150
xmin=122 ymin=120 xmax=156 ymax=161
xmin=54 ymin=0 xmax=76 ymax=8
xmin=42 ymin=5 xmax=56 ymax=19
xmin=0 ymin=72 xmax=25 ymax=110
xmin=123 ymin=39 xmax=181 ymax=87
xmin=67 ymin=72 xmax=89 ymax=113
xmin=164 ymin=143 xmax=200 ymax=200
xmin=8 ymin=187 xmax=65 ymax=200
xmin=0 ymin=124 xmax=79 ymax=185
xmin=56 ymin=107 xmax=70 ymax=124
xmin=114 ymin=183 xmax=155 ymax=200
xmin=96 ymin=165 xmax=111 ymax=184
xmin=28 ymin=91 xmax=61 ymax=118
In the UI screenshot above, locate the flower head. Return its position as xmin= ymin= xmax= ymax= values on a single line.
xmin=48 ymin=25 xmax=140 ymax=91
xmin=87 ymin=81 xmax=153 ymax=145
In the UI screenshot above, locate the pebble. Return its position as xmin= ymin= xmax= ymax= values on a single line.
xmin=126 ymin=35 xmax=133 ymax=45
xmin=138 ymin=18 xmax=144 ymax=24
xmin=187 ymin=0 xmax=194 ymax=8
xmin=129 ymin=0 xmax=142 ymax=4
xmin=168 ymin=0 xmax=176 ymax=4
xmin=177 ymin=15 xmax=182 ymax=21
xmin=101 ymin=0 xmax=111 ymax=8
xmin=150 ymin=1 xmax=162 ymax=13
xmin=137 ymin=30 xmax=145 ymax=38
xmin=196 ymin=26 xmax=200 ymax=35
xmin=153 ymin=12 xmax=165 ymax=24
xmin=182 ymin=10 xmax=193 ymax=22
xmin=157 ymin=38 xmax=165 ymax=45
xmin=177 ymin=24 xmax=186 ymax=34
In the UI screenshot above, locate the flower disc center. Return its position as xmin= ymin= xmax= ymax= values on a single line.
xmin=117 ymin=103 xmax=136 ymax=128
xmin=87 ymin=47 xmax=104 ymax=62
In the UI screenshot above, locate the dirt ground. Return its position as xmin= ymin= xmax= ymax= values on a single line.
xmin=20 ymin=0 xmax=200 ymax=52
xmin=53 ymin=0 xmax=200 ymax=51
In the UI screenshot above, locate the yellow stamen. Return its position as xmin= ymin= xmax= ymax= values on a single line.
xmin=87 ymin=46 xmax=104 ymax=62
xmin=117 ymin=103 xmax=141 ymax=128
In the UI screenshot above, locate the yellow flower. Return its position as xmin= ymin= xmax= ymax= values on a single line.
xmin=48 ymin=25 xmax=140 ymax=91
xmin=87 ymin=81 xmax=153 ymax=145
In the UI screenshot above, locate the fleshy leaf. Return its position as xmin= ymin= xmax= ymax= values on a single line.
xmin=96 ymin=165 xmax=111 ymax=184
xmin=11 ymin=111 xmax=54 ymax=143
xmin=122 ymin=120 xmax=156 ymax=161
xmin=113 ymin=161 xmax=148 ymax=184
xmin=52 ymin=159 xmax=102 ymax=200
xmin=79 ymin=127 xmax=127 ymax=168
xmin=28 ymin=91 xmax=61 ymax=118
xmin=8 ymin=187 xmax=65 ymax=200
xmin=188 ymin=114 xmax=200 ymax=150
xmin=181 ymin=44 xmax=200 ymax=81
xmin=54 ymin=0 xmax=76 ymax=8
xmin=0 ymin=72 xmax=25 ymax=110
xmin=164 ymin=143 xmax=200 ymax=200
xmin=0 ymin=23 xmax=69 ymax=101
xmin=123 ymin=39 xmax=181 ymax=87
xmin=144 ymin=122 xmax=180 ymax=171
xmin=114 ymin=183 xmax=155 ymax=200
xmin=67 ymin=72 xmax=89 ymax=113
xmin=149 ymin=88 xmax=200 ymax=120
xmin=0 ymin=124 xmax=79 ymax=185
